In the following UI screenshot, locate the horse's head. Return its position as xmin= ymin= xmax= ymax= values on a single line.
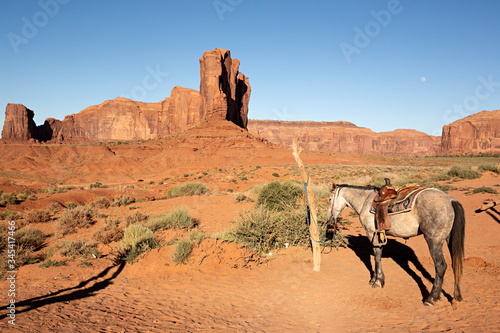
xmin=327 ymin=183 xmax=349 ymax=225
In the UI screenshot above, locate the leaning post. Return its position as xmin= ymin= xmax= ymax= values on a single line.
xmin=292 ymin=138 xmax=321 ymax=272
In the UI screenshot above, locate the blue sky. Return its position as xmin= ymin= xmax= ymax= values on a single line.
xmin=1 ymin=0 xmax=499 ymax=136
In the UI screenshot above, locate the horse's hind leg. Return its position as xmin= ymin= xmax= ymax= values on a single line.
xmin=425 ymin=239 xmax=447 ymax=306
xmin=370 ymin=245 xmax=385 ymax=288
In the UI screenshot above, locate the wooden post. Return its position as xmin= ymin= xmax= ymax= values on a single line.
xmin=292 ymin=138 xmax=321 ymax=272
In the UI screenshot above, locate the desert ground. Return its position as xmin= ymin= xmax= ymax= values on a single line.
xmin=0 ymin=120 xmax=499 ymax=332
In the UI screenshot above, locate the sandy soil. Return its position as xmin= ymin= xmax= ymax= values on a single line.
xmin=0 ymin=122 xmax=499 ymax=332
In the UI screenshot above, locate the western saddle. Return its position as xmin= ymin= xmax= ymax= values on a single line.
xmin=373 ymin=178 xmax=419 ymax=246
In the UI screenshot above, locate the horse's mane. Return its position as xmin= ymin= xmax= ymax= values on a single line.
xmin=336 ymin=184 xmax=380 ymax=192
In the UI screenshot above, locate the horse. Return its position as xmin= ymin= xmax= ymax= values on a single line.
xmin=327 ymin=183 xmax=465 ymax=306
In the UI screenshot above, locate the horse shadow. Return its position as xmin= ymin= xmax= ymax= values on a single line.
xmin=346 ymin=235 xmax=453 ymax=303
xmin=0 ymin=261 xmax=126 ymax=319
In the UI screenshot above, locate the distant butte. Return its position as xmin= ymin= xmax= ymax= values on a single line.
xmin=1 ymin=49 xmax=499 ymax=156
xmin=1 ymin=48 xmax=250 ymax=143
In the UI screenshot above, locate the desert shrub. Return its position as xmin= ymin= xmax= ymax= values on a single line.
xmin=447 ymin=165 xmax=481 ymax=180
xmin=473 ymin=186 xmax=498 ymax=194
xmin=24 ymin=209 xmax=51 ymax=224
xmin=40 ymin=259 xmax=66 ymax=268
xmin=172 ymin=239 xmax=194 ymax=264
xmin=65 ymin=202 xmax=76 ymax=209
xmin=47 ymin=186 xmax=76 ymax=194
xmin=89 ymin=182 xmax=107 ymax=189
xmin=111 ymin=195 xmax=134 ymax=207
xmin=57 ymin=206 xmax=95 ymax=235
xmin=272 ymin=172 xmax=280 ymax=178
xmin=0 ymin=243 xmax=38 ymax=278
xmin=312 ymin=184 xmax=331 ymax=201
xmin=166 ymin=182 xmax=209 ymax=198
xmin=231 ymin=206 xmax=309 ymax=254
xmin=47 ymin=202 xmax=62 ymax=214
xmin=146 ymin=208 xmax=196 ymax=231
xmin=235 ymin=193 xmax=251 ymax=202
xmin=119 ymin=224 xmax=157 ymax=262
xmin=0 ymin=192 xmax=17 ymax=205
xmin=16 ymin=190 xmax=32 ymax=200
xmin=90 ymin=197 xmax=111 ymax=209
xmin=125 ymin=211 xmax=148 ymax=226
xmin=0 ymin=210 xmax=22 ymax=221
xmin=479 ymin=164 xmax=500 ymax=174
xmin=189 ymin=231 xmax=208 ymax=245
xmin=49 ymin=239 xmax=101 ymax=259
xmin=230 ymin=202 xmax=348 ymax=254
xmin=92 ymin=219 xmax=124 ymax=244
xmin=16 ymin=226 xmax=46 ymax=250
xmin=257 ymin=180 xmax=303 ymax=211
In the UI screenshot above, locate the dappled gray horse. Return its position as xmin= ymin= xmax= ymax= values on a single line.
xmin=327 ymin=184 xmax=465 ymax=306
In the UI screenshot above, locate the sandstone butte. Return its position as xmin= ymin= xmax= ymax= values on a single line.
xmin=1 ymin=48 xmax=499 ymax=156
xmin=247 ymin=109 xmax=500 ymax=156
xmin=1 ymin=48 xmax=250 ymax=143
xmin=441 ymin=109 xmax=500 ymax=155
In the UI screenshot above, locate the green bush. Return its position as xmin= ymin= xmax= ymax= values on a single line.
xmin=0 ymin=192 xmax=17 ymax=205
xmin=448 ymin=165 xmax=481 ymax=180
xmin=231 ymin=206 xmax=310 ymax=254
xmin=57 ymin=206 xmax=95 ymax=235
xmin=479 ymin=164 xmax=500 ymax=174
xmin=473 ymin=186 xmax=498 ymax=194
xmin=172 ymin=239 xmax=194 ymax=264
xmin=89 ymin=182 xmax=107 ymax=189
xmin=120 ymin=225 xmax=157 ymax=262
xmin=147 ymin=208 xmax=196 ymax=231
xmin=257 ymin=180 xmax=303 ymax=211
xmin=40 ymin=259 xmax=66 ymax=268
xmin=16 ymin=190 xmax=32 ymax=200
xmin=167 ymin=182 xmax=209 ymax=198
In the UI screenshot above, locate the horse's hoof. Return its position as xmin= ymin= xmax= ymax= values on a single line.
xmin=371 ymin=280 xmax=383 ymax=288
xmin=424 ymin=298 xmax=435 ymax=306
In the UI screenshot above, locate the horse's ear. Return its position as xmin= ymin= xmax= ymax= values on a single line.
xmin=331 ymin=183 xmax=336 ymax=191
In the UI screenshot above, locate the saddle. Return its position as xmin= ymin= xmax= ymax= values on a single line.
xmin=372 ymin=178 xmax=420 ymax=245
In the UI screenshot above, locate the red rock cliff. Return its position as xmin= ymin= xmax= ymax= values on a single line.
xmin=247 ymin=120 xmax=441 ymax=156
xmin=441 ymin=110 xmax=500 ymax=155
xmin=1 ymin=49 xmax=250 ymax=142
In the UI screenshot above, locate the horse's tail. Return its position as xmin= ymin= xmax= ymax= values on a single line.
xmin=449 ymin=200 xmax=465 ymax=301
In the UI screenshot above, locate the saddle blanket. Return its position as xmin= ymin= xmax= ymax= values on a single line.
xmin=370 ymin=188 xmax=428 ymax=216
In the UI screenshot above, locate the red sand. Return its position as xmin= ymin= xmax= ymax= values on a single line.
xmin=0 ymin=126 xmax=499 ymax=331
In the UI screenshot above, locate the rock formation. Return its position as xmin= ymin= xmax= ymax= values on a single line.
xmin=1 ymin=103 xmax=52 ymax=142
xmin=248 ymin=120 xmax=441 ymax=156
xmin=1 ymin=48 xmax=250 ymax=143
xmin=440 ymin=110 xmax=500 ymax=155
xmin=199 ymin=49 xmax=250 ymax=128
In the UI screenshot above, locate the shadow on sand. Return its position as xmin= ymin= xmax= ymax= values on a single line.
xmin=1 ymin=261 xmax=126 ymax=319
xmin=346 ymin=235 xmax=453 ymax=303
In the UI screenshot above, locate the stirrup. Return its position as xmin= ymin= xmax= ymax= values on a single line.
xmin=372 ymin=230 xmax=387 ymax=246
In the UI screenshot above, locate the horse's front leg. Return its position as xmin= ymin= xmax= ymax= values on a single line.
xmin=370 ymin=245 xmax=385 ymax=288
